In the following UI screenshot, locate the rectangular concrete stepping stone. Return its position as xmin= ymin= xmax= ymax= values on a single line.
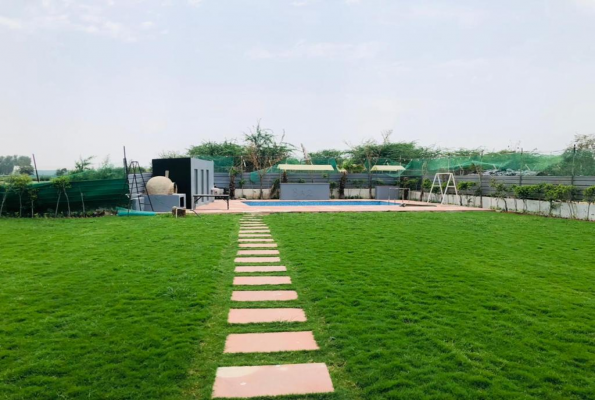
xmin=239 ymin=230 xmax=270 ymax=233
xmin=224 ymin=331 xmax=319 ymax=354
xmin=239 ymin=243 xmax=277 ymax=248
xmin=232 ymin=290 xmax=298 ymax=302
xmin=228 ymin=308 xmax=306 ymax=324
xmin=238 ymin=234 xmax=272 ymax=237
xmin=238 ymin=238 xmax=274 ymax=242
xmin=240 ymin=225 xmax=268 ymax=229
xmin=212 ymin=363 xmax=334 ymax=398
xmin=233 ymin=276 xmax=291 ymax=285
xmin=235 ymin=257 xmax=281 ymax=263
xmin=235 ymin=266 xmax=287 ymax=273
xmin=237 ymin=250 xmax=280 ymax=256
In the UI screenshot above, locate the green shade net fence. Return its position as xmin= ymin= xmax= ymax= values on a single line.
xmin=196 ymin=156 xmax=237 ymax=173
xmin=195 ymin=151 xmax=595 ymax=179
xmin=0 ymin=179 xmax=129 ymax=215
xmin=400 ymin=151 xmax=595 ymax=177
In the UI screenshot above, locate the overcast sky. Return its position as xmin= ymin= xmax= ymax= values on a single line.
xmin=1 ymin=0 xmax=595 ymax=169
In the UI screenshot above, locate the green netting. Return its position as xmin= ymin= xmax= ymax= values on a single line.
xmin=195 ymin=156 xmax=237 ymax=173
xmin=399 ymin=152 xmax=595 ymax=177
xmin=0 ymin=178 xmax=129 ymax=215
xmin=249 ymin=158 xmax=338 ymax=183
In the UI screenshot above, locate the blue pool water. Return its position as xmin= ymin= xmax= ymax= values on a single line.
xmin=243 ymin=201 xmax=401 ymax=207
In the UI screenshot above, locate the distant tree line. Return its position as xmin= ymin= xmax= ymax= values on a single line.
xmin=0 ymin=155 xmax=34 ymax=176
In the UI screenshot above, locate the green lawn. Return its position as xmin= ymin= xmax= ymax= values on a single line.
xmin=1 ymin=212 xmax=594 ymax=399
xmin=263 ymin=212 xmax=595 ymax=400
xmin=0 ymin=216 xmax=238 ymax=399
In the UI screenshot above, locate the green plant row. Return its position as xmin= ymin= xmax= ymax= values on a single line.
xmin=0 ymin=175 xmax=128 ymax=218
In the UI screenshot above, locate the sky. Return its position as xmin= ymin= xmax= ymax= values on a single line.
xmin=1 ymin=0 xmax=595 ymax=169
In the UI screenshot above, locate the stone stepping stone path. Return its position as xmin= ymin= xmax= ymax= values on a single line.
xmin=212 ymin=363 xmax=334 ymax=398
xmin=237 ymin=250 xmax=280 ymax=256
xmin=231 ymin=290 xmax=298 ymax=302
xmin=234 ymin=257 xmax=281 ymax=263
xmin=238 ymin=234 xmax=272 ymax=237
xmin=235 ymin=266 xmax=287 ymax=273
xmin=210 ymin=215 xmax=334 ymax=398
xmin=239 ymin=243 xmax=278 ymax=248
xmin=233 ymin=276 xmax=291 ymax=285
xmin=228 ymin=308 xmax=307 ymax=324
xmin=224 ymin=331 xmax=319 ymax=353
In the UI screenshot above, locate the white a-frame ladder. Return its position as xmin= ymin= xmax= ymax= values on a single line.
xmin=427 ymin=173 xmax=459 ymax=205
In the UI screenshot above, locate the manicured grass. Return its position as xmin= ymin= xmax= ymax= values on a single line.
xmin=263 ymin=212 xmax=595 ymax=399
xmin=0 ymin=216 xmax=237 ymax=399
xmin=2 ymin=212 xmax=594 ymax=399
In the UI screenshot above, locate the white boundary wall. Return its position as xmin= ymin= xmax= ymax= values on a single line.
xmin=411 ymin=191 xmax=595 ymax=221
xmin=235 ymin=188 xmax=377 ymax=200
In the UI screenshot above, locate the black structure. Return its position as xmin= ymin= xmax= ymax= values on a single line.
xmin=151 ymin=158 xmax=215 ymax=209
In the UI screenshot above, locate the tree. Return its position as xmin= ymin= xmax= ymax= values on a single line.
xmin=490 ymin=179 xmax=510 ymax=211
xmin=0 ymin=155 xmax=33 ymax=175
xmin=27 ymin=186 xmax=39 ymax=217
xmin=308 ymin=149 xmax=346 ymax=165
xmin=542 ymin=134 xmax=595 ymax=176
xmin=513 ymin=185 xmax=533 ymax=213
xmin=19 ymin=165 xmax=34 ymax=175
xmin=74 ymin=156 xmax=95 ymax=173
xmin=456 ymin=181 xmax=477 ymax=206
xmin=244 ymin=122 xmax=294 ymax=199
xmin=584 ymin=186 xmax=595 ymax=221
xmin=349 ymin=140 xmax=382 ymax=198
xmin=0 ymin=179 xmax=15 ymax=216
xmin=229 ymin=166 xmax=239 ymax=199
xmin=158 ymin=150 xmax=186 ymax=159
xmin=56 ymin=168 xmax=68 ymax=177
xmin=10 ymin=174 xmax=32 ymax=217
xmin=187 ymin=140 xmax=245 ymax=158
xmin=51 ymin=176 xmax=72 ymax=217
xmin=338 ymin=172 xmax=347 ymax=199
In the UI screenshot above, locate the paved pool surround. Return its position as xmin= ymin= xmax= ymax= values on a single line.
xmin=193 ymin=199 xmax=490 ymax=214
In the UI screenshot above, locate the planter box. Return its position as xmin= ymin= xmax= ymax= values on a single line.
xmin=280 ymin=183 xmax=330 ymax=200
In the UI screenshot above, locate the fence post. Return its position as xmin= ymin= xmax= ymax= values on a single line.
xmin=571 ymin=144 xmax=576 ymax=186
xmin=478 ymin=151 xmax=483 ymax=208
xmin=519 ymin=148 xmax=523 ymax=188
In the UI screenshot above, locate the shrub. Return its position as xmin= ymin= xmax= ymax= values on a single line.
xmin=457 ymin=181 xmax=477 ymax=206
xmin=51 ymin=176 xmax=72 ymax=217
xmin=9 ymin=174 xmax=32 ymax=217
xmin=490 ymin=179 xmax=510 ymax=211
xmin=513 ymin=185 xmax=533 ymax=212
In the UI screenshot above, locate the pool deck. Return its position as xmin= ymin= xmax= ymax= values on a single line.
xmin=192 ymin=199 xmax=489 ymax=214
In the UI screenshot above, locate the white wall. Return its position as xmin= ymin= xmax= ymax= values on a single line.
xmin=236 ymin=188 xmax=377 ymax=199
xmin=410 ymin=191 xmax=595 ymax=221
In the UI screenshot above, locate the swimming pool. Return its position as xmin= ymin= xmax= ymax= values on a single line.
xmin=243 ymin=200 xmax=402 ymax=207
